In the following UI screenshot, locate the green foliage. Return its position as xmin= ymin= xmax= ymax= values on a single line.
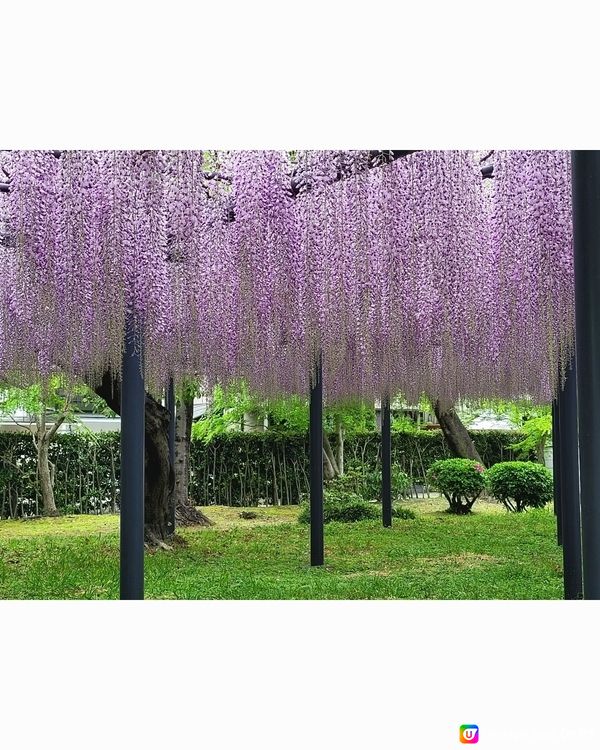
xmin=427 ymin=458 xmax=486 ymax=514
xmin=510 ymin=414 xmax=552 ymax=461
xmin=458 ymin=398 xmax=550 ymax=426
xmin=263 ymin=395 xmax=310 ymax=433
xmin=0 ymin=377 xmax=111 ymax=424
xmin=325 ymin=466 xmax=410 ymax=503
xmin=191 ymin=382 xmax=311 ymax=441
xmin=486 ymin=461 xmax=553 ymax=512
xmin=191 ymin=382 xmax=254 ymax=443
xmin=391 ymin=413 xmax=419 ymax=433
xmin=392 ymin=504 xmax=417 ymax=520
xmin=391 ymin=466 xmax=412 ymax=496
xmin=298 ymin=490 xmax=380 ymax=524
xmin=192 ymin=382 xmax=377 ymax=442
xmin=323 ymin=401 xmax=376 ymax=434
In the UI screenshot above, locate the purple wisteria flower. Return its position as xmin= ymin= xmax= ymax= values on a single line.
xmin=0 ymin=149 xmax=574 ymax=405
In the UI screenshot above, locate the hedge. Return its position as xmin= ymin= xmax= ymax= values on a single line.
xmin=0 ymin=429 xmax=529 ymax=517
xmin=0 ymin=432 xmax=120 ymax=518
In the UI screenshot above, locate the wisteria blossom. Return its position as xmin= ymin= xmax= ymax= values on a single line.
xmin=0 ymin=149 xmax=574 ymax=404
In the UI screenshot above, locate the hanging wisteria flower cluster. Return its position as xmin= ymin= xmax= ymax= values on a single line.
xmin=0 ymin=149 xmax=574 ymax=403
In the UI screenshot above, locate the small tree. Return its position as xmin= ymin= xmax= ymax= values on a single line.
xmin=427 ymin=458 xmax=486 ymax=514
xmin=0 ymin=378 xmax=107 ymax=516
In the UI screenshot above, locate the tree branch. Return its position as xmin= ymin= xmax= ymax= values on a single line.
xmin=47 ymin=412 xmax=67 ymax=440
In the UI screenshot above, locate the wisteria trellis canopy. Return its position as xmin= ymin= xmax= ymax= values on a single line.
xmin=0 ymin=150 xmax=573 ymax=403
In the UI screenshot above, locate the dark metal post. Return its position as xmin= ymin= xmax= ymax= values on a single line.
xmin=167 ymin=377 xmax=176 ymax=536
xmin=572 ymin=150 xmax=600 ymax=599
xmin=558 ymin=359 xmax=583 ymax=599
xmin=309 ymin=353 xmax=324 ymax=566
xmin=381 ymin=396 xmax=392 ymax=527
xmin=551 ymin=399 xmax=562 ymax=545
xmin=120 ymin=315 xmax=145 ymax=600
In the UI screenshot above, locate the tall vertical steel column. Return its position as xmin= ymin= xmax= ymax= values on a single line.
xmin=572 ymin=151 xmax=600 ymax=599
xmin=167 ymin=377 xmax=176 ymax=536
xmin=557 ymin=359 xmax=583 ymax=599
xmin=120 ymin=316 xmax=145 ymax=600
xmin=551 ymin=400 xmax=562 ymax=546
xmin=309 ymin=354 xmax=324 ymax=566
xmin=381 ymin=397 xmax=392 ymax=527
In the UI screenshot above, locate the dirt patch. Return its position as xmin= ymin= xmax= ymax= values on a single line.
xmin=344 ymin=569 xmax=393 ymax=578
xmin=200 ymin=506 xmax=299 ymax=530
xmin=419 ymin=552 xmax=501 ymax=570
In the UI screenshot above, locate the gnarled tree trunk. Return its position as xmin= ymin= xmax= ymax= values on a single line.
xmin=94 ymin=371 xmax=210 ymax=545
xmin=432 ymin=397 xmax=485 ymax=465
xmin=95 ymin=371 xmax=172 ymax=545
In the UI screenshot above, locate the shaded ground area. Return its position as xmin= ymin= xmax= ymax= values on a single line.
xmin=0 ymin=500 xmax=562 ymax=600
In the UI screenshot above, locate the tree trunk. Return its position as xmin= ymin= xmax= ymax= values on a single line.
xmin=432 ymin=397 xmax=485 ymax=465
xmin=536 ymin=438 xmax=546 ymax=465
xmin=174 ymin=394 xmax=193 ymax=509
xmin=174 ymin=391 xmax=212 ymax=526
xmin=143 ymin=394 xmax=173 ymax=545
xmin=323 ymin=431 xmax=341 ymax=479
xmin=94 ymin=371 xmax=171 ymax=545
xmin=37 ymin=435 xmax=58 ymax=516
xmin=335 ymin=416 xmax=344 ymax=475
xmin=323 ymin=446 xmax=337 ymax=480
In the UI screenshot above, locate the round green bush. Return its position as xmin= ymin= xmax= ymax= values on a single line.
xmin=298 ymin=489 xmax=380 ymax=524
xmin=486 ymin=461 xmax=553 ymax=512
xmin=427 ymin=458 xmax=486 ymax=514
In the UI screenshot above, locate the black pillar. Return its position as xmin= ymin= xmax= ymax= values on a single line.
xmin=551 ymin=399 xmax=562 ymax=545
xmin=120 ymin=316 xmax=145 ymax=600
xmin=381 ymin=396 xmax=392 ymax=527
xmin=558 ymin=359 xmax=583 ymax=599
xmin=572 ymin=150 xmax=600 ymax=599
xmin=309 ymin=354 xmax=324 ymax=566
xmin=167 ymin=377 xmax=176 ymax=536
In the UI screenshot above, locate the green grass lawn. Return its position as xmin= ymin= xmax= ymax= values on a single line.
xmin=0 ymin=499 xmax=563 ymax=599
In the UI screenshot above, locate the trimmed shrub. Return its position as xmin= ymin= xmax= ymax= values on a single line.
xmin=392 ymin=504 xmax=417 ymax=520
xmin=298 ymin=489 xmax=380 ymax=524
xmin=486 ymin=461 xmax=553 ymax=512
xmin=326 ymin=466 xmax=411 ymax=503
xmin=359 ymin=466 xmax=411 ymax=501
xmin=427 ymin=458 xmax=486 ymax=514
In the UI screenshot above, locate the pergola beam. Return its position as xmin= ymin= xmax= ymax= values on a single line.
xmin=572 ymin=150 xmax=600 ymax=599
xmin=309 ymin=353 xmax=324 ymax=566
xmin=167 ymin=377 xmax=176 ymax=536
xmin=381 ymin=397 xmax=392 ymax=527
xmin=120 ymin=315 xmax=145 ymax=600
xmin=557 ymin=358 xmax=583 ymax=599
xmin=551 ymin=398 xmax=562 ymax=545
